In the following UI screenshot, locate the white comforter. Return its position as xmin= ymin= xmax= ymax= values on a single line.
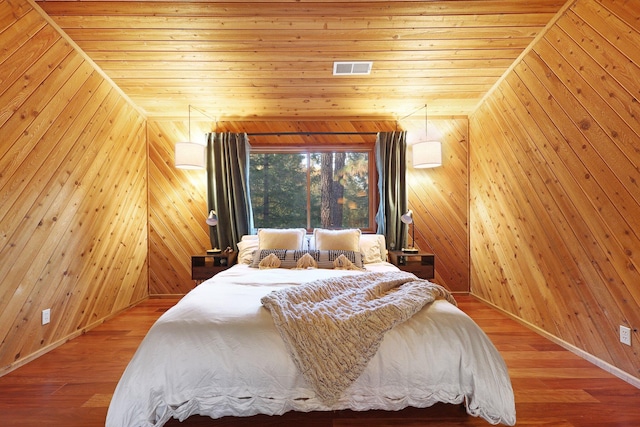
xmin=106 ymin=263 xmax=516 ymax=426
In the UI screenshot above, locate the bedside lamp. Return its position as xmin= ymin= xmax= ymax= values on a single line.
xmin=206 ymin=210 xmax=221 ymax=253
xmin=401 ymin=210 xmax=418 ymax=253
xmin=206 ymin=210 xmax=218 ymax=226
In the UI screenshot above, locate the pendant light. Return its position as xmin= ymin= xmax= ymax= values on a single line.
xmin=174 ymin=105 xmax=206 ymax=169
xmin=412 ymin=104 xmax=442 ymax=169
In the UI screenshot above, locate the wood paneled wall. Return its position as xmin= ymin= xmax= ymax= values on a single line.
xmin=405 ymin=117 xmax=470 ymax=292
xmin=147 ymin=119 xmax=469 ymax=295
xmin=147 ymin=119 xmax=211 ymax=296
xmin=0 ymin=0 xmax=148 ymax=375
xmin=469 ymin=0 xmax=639 ymax=383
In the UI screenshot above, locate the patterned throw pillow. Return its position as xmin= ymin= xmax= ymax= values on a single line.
xmin=250 ymin=249 xmax=364 ymax=269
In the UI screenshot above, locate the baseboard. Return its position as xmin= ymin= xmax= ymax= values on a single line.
xmin=472 ymin=294 xmax=640 ymax=389
xmin=150 ymin=293 xmax=186 ymax=299
xmin=0 ymin=296 xmax=147 ymax=377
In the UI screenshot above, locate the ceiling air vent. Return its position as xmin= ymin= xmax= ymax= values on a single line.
xmin=333 ymin=61 xmax=373 ymax=76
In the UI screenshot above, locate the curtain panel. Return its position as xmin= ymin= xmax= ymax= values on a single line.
xmin=206 ymin=132 xmax=252 ymax=250
xmin=375 ymin=131 xmax=407 ymax=250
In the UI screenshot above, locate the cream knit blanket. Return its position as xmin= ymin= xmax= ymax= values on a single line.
xmin=260 ymin=271 xmax=456 ymax=405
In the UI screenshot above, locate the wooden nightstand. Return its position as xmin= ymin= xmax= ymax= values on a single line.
xmin=191 ymin=251 xmax=237 ymax=281
xmin=389 ymin=250 xmax=435 ymax=280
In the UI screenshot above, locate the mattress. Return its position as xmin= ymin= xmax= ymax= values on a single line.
xmin=106 ymin=263 xmax=516 ymax=426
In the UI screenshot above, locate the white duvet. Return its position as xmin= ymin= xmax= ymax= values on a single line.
xmin=106 ymin=263 xmax=516 ymax=426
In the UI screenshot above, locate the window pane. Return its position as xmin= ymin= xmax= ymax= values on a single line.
xmin=249 ymin=151 xmax=370 ymax=231
xmin=249 ymin=153 xmax=308 ymax=228
xmin=310 ymin=152 xmax=369 ymax=229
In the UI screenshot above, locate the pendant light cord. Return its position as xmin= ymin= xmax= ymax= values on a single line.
xmin=424 ymin=103 xmax=428 ymax=140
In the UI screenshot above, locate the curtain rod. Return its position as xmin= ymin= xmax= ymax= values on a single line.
xmin=247 ymin=131 xmax=379 ymax=136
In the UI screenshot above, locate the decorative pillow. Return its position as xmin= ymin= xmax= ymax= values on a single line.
xmin=250 ymin=249 xmax=364 ymax=269
xmin=333 ymin=254 xmax=362 ymax=270
xmin=258 ymin=253 xmax=281 ymax=269
xmin=295 ymin=252 xmax=318 ymax=269
xmin=258 ymin=228 xmax=306 ymax=250
xmin=359 ymin=234 xmax=387 ymax=263
xmin=313 ymin=228 xmax=361 ymax=252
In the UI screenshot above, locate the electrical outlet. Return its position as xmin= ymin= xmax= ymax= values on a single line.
xmin=620 ymin=325 xmax=631 ymax=346
xmin=42 ymin=308 xmax=50 ymax=325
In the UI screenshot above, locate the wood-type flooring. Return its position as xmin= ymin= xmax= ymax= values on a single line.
xmin=0 ymin=295 xmax=638 ymax=426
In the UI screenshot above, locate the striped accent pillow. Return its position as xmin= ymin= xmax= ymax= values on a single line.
xmin=250 ymin=249 xmax=364 ymax=269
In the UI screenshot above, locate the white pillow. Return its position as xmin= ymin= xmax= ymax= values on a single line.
xmin=314 ymin=228 xmax=361 ymax=252
xmin=237 ymin=236 xmax=259 ymax=264
xmin=258 ymin=228 xmax=306 ymax=250
xmin=359 ymin=234 xmax=387 ymax=263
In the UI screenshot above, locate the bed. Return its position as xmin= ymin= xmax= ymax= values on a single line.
xmin=106 ymin=231 xmax=516 ymax=427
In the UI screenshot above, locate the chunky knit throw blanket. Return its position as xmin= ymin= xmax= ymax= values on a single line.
xmin=260 ymin=271 xmax=456 ymax=405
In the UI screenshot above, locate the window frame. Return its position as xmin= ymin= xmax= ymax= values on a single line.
xmin=249 ymin=144 xmax=378 ymax=233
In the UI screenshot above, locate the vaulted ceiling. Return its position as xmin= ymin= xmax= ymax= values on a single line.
xmin=36 ymin=0 xmax=568 ymax=120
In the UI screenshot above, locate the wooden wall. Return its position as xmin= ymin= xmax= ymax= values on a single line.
xmin=147 ymin=119 xmax=211 ymax=296
xmin=147 ymin=119 xmax=469 ymax=295
xmin=406 ymin=118 xmax=469 ymax=292
xmin=469 ymin=0 xmax=639 ymax=383
xmin=0 ymin=0 xmax=148 ymax=375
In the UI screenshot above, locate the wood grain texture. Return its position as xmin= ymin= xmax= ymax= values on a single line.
xmin=35 ymin=0 xmax=567 ymax=119
xmin=147 ymin=119 xmax=469 ymax=295
xmin=405 ymin=118 xmax=469 ymax=292
xmin=0 ymin=0 xmax=148 ymax=376
xmin=147 ymin=119 xmax=211 ymax=296
xmin=469 ymin=0 xmax=640 ymax=384
xmin=1 ymin=296 xmax=639 ymax=427
xmin=3 ymin=0 xmax=638 ymax=401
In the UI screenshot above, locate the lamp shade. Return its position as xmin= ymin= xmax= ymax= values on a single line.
xmin=175 ymin=142 xmax=205 ymax=169
xmin=400 ymin=210 xmax=413 ymax=224
xmin=206 ymin=210 xmax=218 ymax=226
xmin=413 ymin=141 xmax=442 ymax=168
xmin=400 ymin=209 xmax=418 ymax=252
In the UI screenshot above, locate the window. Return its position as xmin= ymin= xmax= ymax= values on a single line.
xmin=249 ymin=148 xmax=375 ymax=231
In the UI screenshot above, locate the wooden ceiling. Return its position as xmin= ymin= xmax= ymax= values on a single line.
xmin=36 ymin=0 xmax=568 ymax=120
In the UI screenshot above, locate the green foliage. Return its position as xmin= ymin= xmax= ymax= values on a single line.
xmin=250 ymin=153 xmax=307 ymax=228
xmin=250 ymin=151 xmax=370 ymax=230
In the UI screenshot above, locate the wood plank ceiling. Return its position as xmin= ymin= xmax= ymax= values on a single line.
xmin=35 ymin=0 xmax=568 ymax=120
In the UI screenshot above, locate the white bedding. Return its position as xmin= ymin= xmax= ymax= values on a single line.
xmin=106 ymin=263 xmax=516 ymax=426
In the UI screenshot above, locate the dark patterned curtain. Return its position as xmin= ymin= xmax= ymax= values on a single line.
xmin=375 ymin=131 xmax=407 ymax=251
xmin=206 ymin=132 xmax=252 ymax=250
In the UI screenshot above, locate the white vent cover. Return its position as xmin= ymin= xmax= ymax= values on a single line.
xmin=333 ymin=61 xmax=373 ymax=75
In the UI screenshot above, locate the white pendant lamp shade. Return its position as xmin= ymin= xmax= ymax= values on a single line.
xmin=174 ymin=142 xmax=205 ymax=169
xmin=413 ymin=141 xmax=442 ymax=168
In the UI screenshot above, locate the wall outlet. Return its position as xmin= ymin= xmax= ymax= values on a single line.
xmin=620 ymin=325 xmax=631 ymax=346
xmin=42 ymin=308 xmax=51 ymax=325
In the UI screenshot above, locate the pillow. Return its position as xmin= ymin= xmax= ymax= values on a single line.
xmin=295 ymin=252 xmax=318 ymax=269
xmin=332 ymin=254 xmax=362 ymax=270
xmin=359 ymin=234 xmax=387 ymax=263
xmin=250 ymin=249 xmax=364 ymax=269
xmin=258 ymin=253 xmax=281 ymax=269
xmin=313 ymin=228 xmax=361 ymax=252
xmin=237 ymin=236 xmax=259 ymax=264
xmin=240 ymin=232 xmax=386 ymax=264
xmin=258 ymin=228 xmax=306 ymax=250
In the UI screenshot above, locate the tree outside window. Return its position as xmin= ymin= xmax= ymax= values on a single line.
xmin=250 ymin=149 xmax=373 ymax=231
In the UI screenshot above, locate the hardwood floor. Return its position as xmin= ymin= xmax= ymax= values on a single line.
xmin=0 ymin=295 xmax=638 ymax=426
